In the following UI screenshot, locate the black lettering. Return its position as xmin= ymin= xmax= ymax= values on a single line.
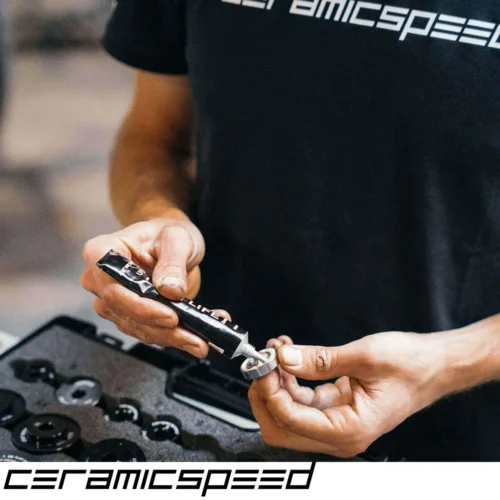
xmin=149 ymin=470 xmax=174 ymax=489
xmin=113 ymin=470 xmax=141 ymax=490
xmin=86 ymin=470 xmax=114 ymax=490
xmin=31 ymin=470 xmax=59 ymax=490
xmin=202 ymin=470 xmax=231 ymax=497
xmin=232 ymin=469 xmax=259 ymax=490
xmin=258 ymin=469 xmax=285 ymax=489
xmin=177 ymin=470 xmax=204 ymax=489
xmin=59 ymin=470 xmax=86 ymax=490
xmin=4 ymin=470 xmax=31 ymax=490
xmin=286 ymin=462 xmax=316 ymax=489
xmin=140 ymin=470 xmax=150 ymax=489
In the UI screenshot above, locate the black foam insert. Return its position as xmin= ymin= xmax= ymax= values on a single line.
xmin=0 ymin=317 xmax=346 ymax=462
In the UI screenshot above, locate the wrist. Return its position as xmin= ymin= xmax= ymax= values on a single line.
xmin=432 ymin=315 xmax=500 ymax=396
xmin=123 ymin=199 xmax=191 ymax=226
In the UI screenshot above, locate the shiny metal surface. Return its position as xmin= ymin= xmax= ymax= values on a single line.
xmin=240 ymin=348 xmax=278 ymax=380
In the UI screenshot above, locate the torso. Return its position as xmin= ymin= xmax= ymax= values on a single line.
xmin=182 ymin=0 xmax=500 ymax=460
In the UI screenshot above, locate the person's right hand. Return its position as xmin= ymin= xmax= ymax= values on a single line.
xmin=80 ymin=213 xmax=226 ymax=358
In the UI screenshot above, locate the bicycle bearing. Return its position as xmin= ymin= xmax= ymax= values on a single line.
xmin=56 ymin=378 xmax=102 ymax=406
xmin=106 ymin=400 xmax=142 ymax=424
xmin=240 ymin=348 xmax=278 ymax=380
xmin=142 ymin=419 xmax=181 ymax=443
xmin=12 ymin=414 xmax=81 ymax=454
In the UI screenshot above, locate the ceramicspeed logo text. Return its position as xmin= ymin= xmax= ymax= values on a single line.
xmin=222 ymin=0 xmax=500 ymax=50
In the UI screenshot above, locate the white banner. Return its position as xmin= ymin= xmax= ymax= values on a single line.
xmin=0 ymin=461 xmax=495 ymax=500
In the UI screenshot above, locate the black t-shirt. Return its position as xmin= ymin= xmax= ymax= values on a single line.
xmin=103 ymin=0 xmax=500 ymax=461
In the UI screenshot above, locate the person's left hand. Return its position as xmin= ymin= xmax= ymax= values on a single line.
xmin=249 ymin=332 xmax=456 ymax=458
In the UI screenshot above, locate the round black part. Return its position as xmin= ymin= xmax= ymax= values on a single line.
xmin=12 ymin=414 xmax=81 ymax=455
xmin=79 ymin=439 xmax=146 ymax=462
xmin=0 ymin=390 xmax=26 ymax=427
xmin=12 ymin=360 xmax=56 ymax=384
xmin=107 ymin=402 xmax=141 ymax=424
xmin=55 ymin=378 xmax=102 ymax=406
xmin=142 ymin=420 xmax=181 ymax=443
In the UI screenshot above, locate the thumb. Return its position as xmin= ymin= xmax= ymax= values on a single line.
xmin=277 ymin=344 xmax=365 ymax=380
xmin=152 ymin=224 xmax=200 ymax=300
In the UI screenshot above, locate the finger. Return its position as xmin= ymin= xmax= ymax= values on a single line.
xmin=271 ymin=336 xmax=317 ymax=404
xmin=100 ymin=283 xmax=178 ymax=328
xmin=83 ymin=234 xmax=132 ymax=266
xmin=211 ymin=309 xmax=232 ymax=321
xmin=94 ymin=298 xmax=209 ymax=357
xmin=162 ymin=326 xmax=210 ymax=358
xmin=262 ymin=338 xmax=315 ymax=405
xmin=309 ymin=383 xmax=346 ymax=410
xmin=186 ymin=266 xmax=201 ymax=299
xmin=152 ymin=224 xmax=201 ymax=300
xmin=80 ymin=267 xmax=98 ymax=295
xmin=94 ymin=301 xmax=171 ymax=346
xmin=281 ymin=372 xmax=316 ymax=406
xmin=275 ymin=335 xmax=306 ymax=392
xmin=248 ymin=386 xmax=340 ymax=455
xmin=277 ymin=343 xmax=368 ymax=380
xmin=256 ymin=373 xmax=353 ymax=444
xmin=333 ymin=376 xmax=355 ymax=406
xmin=264 ymin=339 xmax=288 ymax=393
xmin=253 ymin=366 xmax=282 ymax=398
xmin=266 ymin=338 xmax=282 ymax=350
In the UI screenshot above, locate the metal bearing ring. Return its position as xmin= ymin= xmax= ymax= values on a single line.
xmin=240 ymin=348 xmax=278 ymax=380
xmin=55 ymin=378 xmax=102 ymax=406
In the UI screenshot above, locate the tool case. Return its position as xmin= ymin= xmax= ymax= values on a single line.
xmin=0 ymin=316 xmax=389 ymax=462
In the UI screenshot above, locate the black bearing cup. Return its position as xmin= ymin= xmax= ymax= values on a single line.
xmin=0 ymin=390 xmax=26 ymax=427
xmin=12 ymin=414 xmax=81 ymax=455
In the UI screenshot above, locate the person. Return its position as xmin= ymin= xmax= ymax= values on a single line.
xmin=81 ymin=0 xmax=500 ymax=461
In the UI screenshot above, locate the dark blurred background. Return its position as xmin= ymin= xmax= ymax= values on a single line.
xmin=0 ymin=0 xmax=135 ymax=345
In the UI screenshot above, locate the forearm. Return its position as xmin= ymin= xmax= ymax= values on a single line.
xmin=110 ymin=120 xmax=193 ymax=226
xmin=436 ymin=314 xmax=500 ymax=395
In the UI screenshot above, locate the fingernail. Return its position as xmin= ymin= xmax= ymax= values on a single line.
xmin=280 ymin=346 xmax=302 ymax=366
xmin=182 ymin=344 xmax=202 ymax=358
xmin=159 ymin=277 xmax=186 ymax=291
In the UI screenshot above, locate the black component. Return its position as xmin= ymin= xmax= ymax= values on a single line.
xmin=79 ymin=439 xmax=146 ymax=462
xmin=0 ymin=450 xmax=40 ymax=462
xmin=98 ymin=333 xmax=124 ymax=349
xmin=55 ymin=378 xmax=102 ymax=406
xmin=12 ymin=414 xmax=81 ymax=455
xmin=142 ymin=418 xmax=181 ymax=444
xmin=0 ymin=390 xmax=26 ymax=428
xmin=106 ymin=399 xmax=142 ymax=424
xmin=11 ymin=359 xmax=56 ymax=384
xmin=97 ymin=251 xmax=249 ymax=359
xmin=129 ymin=342 xmax=194 ymax=371
xmin=167 ymin=361 xmax=255 ymax=423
